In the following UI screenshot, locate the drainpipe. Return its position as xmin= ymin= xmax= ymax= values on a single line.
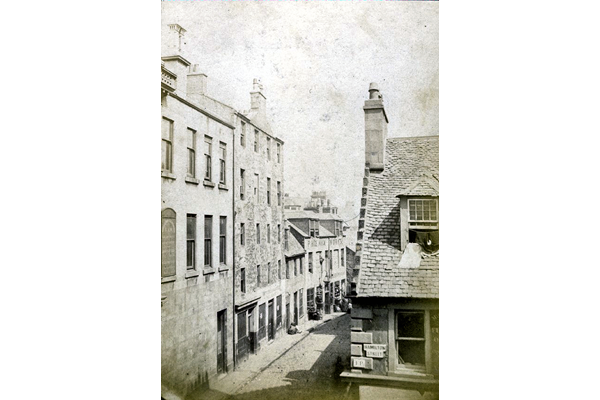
xmin=232 ymin=114 xmax=237 ymax=371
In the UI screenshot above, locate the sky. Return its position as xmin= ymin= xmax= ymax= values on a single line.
xmin=162 ymin=1 xmax=439 ymax=223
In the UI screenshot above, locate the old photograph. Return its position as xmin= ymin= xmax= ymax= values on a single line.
xmin=161 ymin=2 xmax=439 ymax=399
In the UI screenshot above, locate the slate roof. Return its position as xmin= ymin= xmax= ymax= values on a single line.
xmin=357 ymin=136 xmax=439 ymax=299
xmin=287 ymin=222 xmax=308 ymax=238
xmin=285 ymin=230 xmax=306 ymax=258
xmin=317 ymin=225 xmax=335 ymax=238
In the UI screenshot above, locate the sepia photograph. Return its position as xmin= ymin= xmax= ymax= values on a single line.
xmin=161 ymin=2 xmax=438 ymax=399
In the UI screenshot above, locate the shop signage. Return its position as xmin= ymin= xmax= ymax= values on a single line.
xmin=363 ymin=344 xmax=387 ymax=351
xmin=351 ymin=357 xmax=373 ymax=370
xmin=365 ymin=350 xmax=385 ymax=358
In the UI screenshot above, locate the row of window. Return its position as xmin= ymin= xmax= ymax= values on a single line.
xmin=161 ymin=209 xmax=228 ymax=278
xmin=239 ymin=169 xmax=282 ymax=205
xmin=239 ymin=253 xmax=331 ymax=294
xmin=240 ymin=121 xmax=282 ymax=163
xmin=239 ymin=223 xmax=283 ymax=245
xmin=306 ymin=220 xmax=343 ymax=238
xmin=161 ymin=117 xmax=228 ymax=184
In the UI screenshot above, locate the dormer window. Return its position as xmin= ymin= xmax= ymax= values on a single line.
xmin=408 ymin=199 xmax=438 ymax=229
xmin=408 ymin=198 xmax=439 ymax=253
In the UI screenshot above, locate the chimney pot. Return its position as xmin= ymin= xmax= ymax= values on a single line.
xmin=368 ymin=82 xmax=381 ymax=99
xmin=364 ymin=82 xmax=388 ymax=171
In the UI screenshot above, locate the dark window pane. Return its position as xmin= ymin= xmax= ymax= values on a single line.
xmin=397 ymin=311 xmax=424 ymax=338
xmin=397 ymin=340 xmax=425 ymax=365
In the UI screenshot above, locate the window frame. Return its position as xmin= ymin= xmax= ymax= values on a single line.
xmin=256 ymin=223 xmax=261 ymax=244
xmin=276 ymin=142 xmax=281 ymax=163
xmin=240 ymin=267 xmax=246 ymax=293
xmin=161 ymin=117 xmax=174 ymax=173
xmin=240 ymin=121 xmax=246 ymax=147
xmin=204 ymin=215 xmax=213 ymax=267
xmin=267 ymin=177 xmax=271 ymax=206
xmin=240 ymin=223 xmax=245 ymax=246
xmin=187 ymin=128 xmax=196 ymax=178
xmin=219 ymin=142 xmax=227 ymax=185
xmin=254 ymin=129 xmax=259 ymax=153
xmin=219 ymin=216 xmax=227 ymax=265
xmin=395 ymin=310 xmax=428 ymax=373
xmin=267 ymin=137 xmax=271 ymax=160
xmin=204 ymin=136 xmax=212 ymax=182
xmin=186 ymin=214 xmax=196 ymax=270
xmin=240 ymin=169 xmax=245 ymax=200
xmin=408 ymin=198 xmax=439 ymax=230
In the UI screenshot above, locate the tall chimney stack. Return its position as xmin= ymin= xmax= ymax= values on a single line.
xmin=250 ymin=78 xmax=266 ymax=114
xmin=162 ymin=24 xmax=188 ymax=58
xmin=161 ymin=24 xmax=191 ymax=98
xmin=363 ymin=82 xmax=388 ymax=171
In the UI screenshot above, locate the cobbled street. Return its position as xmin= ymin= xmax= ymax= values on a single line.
xmin=231 ymin=313 xmax=356 ymax=400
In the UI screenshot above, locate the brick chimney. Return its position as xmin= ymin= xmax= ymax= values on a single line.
xmin=363 ymin=82 xmax=388 ymax=171
xmin=250 ymin=78 xmax=266 ymax=115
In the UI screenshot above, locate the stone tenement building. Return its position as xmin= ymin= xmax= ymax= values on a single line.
xmin=341 ymin=83 xmax=439 ymax=393
xmin=161 ymin=24 xmax=235 ymax=399
xmin=161 ymin=24 xmax=293 ymax=398
xmin=232 ymin=80 xmax=287 ymax=365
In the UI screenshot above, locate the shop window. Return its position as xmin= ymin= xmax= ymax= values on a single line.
xmin=396 ymin=311 xmax=426 ymax=369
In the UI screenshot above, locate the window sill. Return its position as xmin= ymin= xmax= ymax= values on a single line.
xmin=203 ymin=267 xmax=216 ymax=275
xmin=218 ymin=183 xmax=229 ymax=191
xmin=161 ymin=276 xmax=176 ymax=284
xmin=203 ymin=180 xmax=215 ymax=188
xmin=161 ymin=171 xmax=176 ymax=180
xmin=185 ymin=270 xmax=200 ymax=279
xmin=185 ymin=176 xmax=200 ymax=185
xmin=218 ymin=264 xmax=229 ymax=272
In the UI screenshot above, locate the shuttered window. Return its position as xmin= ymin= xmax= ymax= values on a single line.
xmin=161 ymin=209 xmax=176 ymax=277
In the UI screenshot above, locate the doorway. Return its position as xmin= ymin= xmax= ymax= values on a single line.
xmin=217 ymin=309 xmax=227 ymax=374
xmin=268 ymin=299 xmax=275 ymax=341
xmin=293 ymin=291 xmax=298 ymax=325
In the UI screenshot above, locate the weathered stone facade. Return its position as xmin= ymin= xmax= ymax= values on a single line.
xmin=161 ymin=25 xmax=235 ymax=399
xmin=233 ymin=80 xmax=287 ymax=364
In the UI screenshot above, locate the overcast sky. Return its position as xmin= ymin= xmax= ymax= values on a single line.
xmin=162 ymin=2 xmax=438 ymax=222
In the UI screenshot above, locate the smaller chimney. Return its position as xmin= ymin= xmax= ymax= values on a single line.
xmin=250 ymin=78 xmax=266 ymax=114
xmin=364 ymin=82 xmax=389 ymax=171
xmin=187 ymin=64 xmax=207 ymax=98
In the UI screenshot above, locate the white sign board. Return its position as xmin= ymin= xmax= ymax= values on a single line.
xmin=363 ymin=344 xmax=387 ymax=351
xmin=365 ymin=349 xmax=385 ymax=358
xmin=352 ymin=358 xmax=366 ymax=368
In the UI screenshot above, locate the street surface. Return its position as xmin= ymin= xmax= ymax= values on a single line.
xmin=194 ymin=313 xmax=438 ymax=400
xmin=232 ymin=313 xmax=356 ymax=400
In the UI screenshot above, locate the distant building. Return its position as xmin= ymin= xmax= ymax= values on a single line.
xmin=341 ymin=83 xmax=439 ymax=393
xmin=286 ymin=203 xmax=347 ymax=319
xmin=283 ymin=193 xmax=306 ymax=211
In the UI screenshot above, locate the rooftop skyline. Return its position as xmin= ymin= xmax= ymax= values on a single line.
xmin=162 ymin=1 xmax=439 ymax=222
